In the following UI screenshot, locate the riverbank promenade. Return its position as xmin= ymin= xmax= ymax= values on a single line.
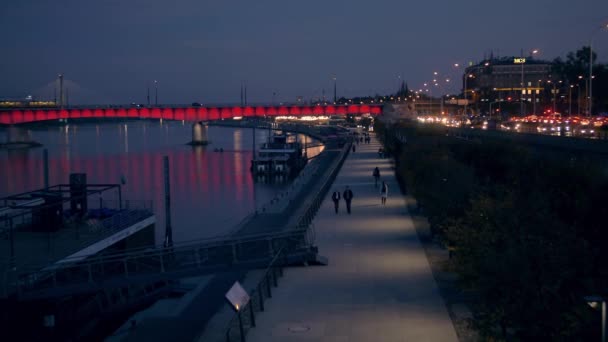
xmin=246 ymin=134 xmax=459 ymax=342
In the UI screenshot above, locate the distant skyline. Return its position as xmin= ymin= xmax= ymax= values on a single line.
xmin=1 ymin=0 xmax=607 ymax=105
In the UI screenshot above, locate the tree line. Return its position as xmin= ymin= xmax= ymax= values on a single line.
xmin=376 ymin=120 xmax=608 ymax=340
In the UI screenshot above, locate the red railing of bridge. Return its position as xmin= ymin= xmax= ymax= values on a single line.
xmin=0 ymin=105 xmax=382 ymax=125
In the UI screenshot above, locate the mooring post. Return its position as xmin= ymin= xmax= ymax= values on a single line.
xmin=163 ymin=156 xmax=173 ymax=247
xmin=43 ymin=149 xmax=49 ymax=189
xmin=253 ymin=122 xmax=258 ymax=215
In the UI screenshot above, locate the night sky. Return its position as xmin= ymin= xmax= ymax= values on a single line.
xmin=1 ymin=0 xmax=607 ymax=105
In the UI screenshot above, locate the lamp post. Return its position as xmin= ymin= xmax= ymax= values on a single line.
xmin=423 ymin=83 xmax=431 ymax=114
xmin=576 ymin=83 xmax=581 ymax=115
xmin=332 ymin=74 xmax=337 ymax=103
xmin=589 ymin=24 xmax=608 ymax=117
xmin=585 ymin=296 xmax=606 ymax=342
xmin=489 ymin=101 xmax=500 ymax=119
xmin=569 ymin=85 xmax=574 ymax=115
xmin=154 ymin=80 xmax=158 ymax=106
xmin=547 ymin=80 xmax=561 ymax=114
xmin=433 ymin=76 xmax=450 ymax=115
xmin=519 ymin=49 xmax=539 ymax=116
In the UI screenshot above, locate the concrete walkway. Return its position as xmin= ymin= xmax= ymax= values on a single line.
xmin=246 ymin=135 xmax=459 ymax=342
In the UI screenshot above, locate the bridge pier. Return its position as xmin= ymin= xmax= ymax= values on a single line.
xmin=1 ymin=126 xmax=41 ymax=148
xmin=187 ymin=121 xmax=209 ymax=146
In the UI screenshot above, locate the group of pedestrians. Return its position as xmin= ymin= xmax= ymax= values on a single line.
xmin=353 ymin=133 xmax=371 ymax=145
xmin=373 ymin=166 xmax=388 ymax=205
xmin=331 ymin=168 xmax=388 ymax=215
xmin=332 ymin=186 xmax=354 ymax=214
xmin=361 ymin=133 xmax=371 ymax=144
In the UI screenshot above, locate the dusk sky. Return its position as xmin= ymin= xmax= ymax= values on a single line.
xmin=1 ymin=0 xmax=607 ymax=105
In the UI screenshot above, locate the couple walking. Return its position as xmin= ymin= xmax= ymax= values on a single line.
xmin=331 ymin=186 xmax=354 ymax=214
xmin=373 ymin=166 xmax=388 ymax=205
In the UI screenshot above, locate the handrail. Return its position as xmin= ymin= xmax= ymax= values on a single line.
xmin=7 ymin=228 xmax=311 ymax=299
xmin=224 ymin=245 xmax=288 ymax=342
xmin=294 ymin=141 xmax=351 ymax=229
xmin=221 ymin=141 xmax=350 ymax=341
xmin=15 ymin=228 xmax=309 ymax=274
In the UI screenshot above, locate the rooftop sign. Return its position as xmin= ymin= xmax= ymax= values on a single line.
xmin=514 ymin=58 xmax=526 ymax=64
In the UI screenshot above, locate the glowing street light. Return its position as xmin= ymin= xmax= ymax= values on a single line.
xmin=519 ymin=49 xmax=540 ymax=116
xmin=154 ymin=80 xmax=159 ymax=106
xmin=585 ymin=296 xmax=606 ymax=342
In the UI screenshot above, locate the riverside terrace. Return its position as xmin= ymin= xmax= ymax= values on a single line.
xmin=0 ymin=182 xmax=155 ymax=296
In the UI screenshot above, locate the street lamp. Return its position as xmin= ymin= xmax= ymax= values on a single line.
xmin=332 ymin=74 xmax=337 ymax=103
xmin=589 ymin=24 xmax=608 ymax=116
xmin=489 ymin=101 xmax=501 ymax=119
xmin=566 ymin=84 xmax=572 ymax=115
xmin=585 ymin=296 xmax=606 ymax=342
xmin=520 ymin=49 xmax=539 ymax=116
xmin=547 ymin=80 xmax=561 ymax=114
xmin=464 ymin=73 xmax=475 ymax=117
xmin=154 ymin=80 xmax=158 ymax=106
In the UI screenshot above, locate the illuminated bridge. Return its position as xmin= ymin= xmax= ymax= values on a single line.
xmin=0 ymin=104 xmax=382 ymax=125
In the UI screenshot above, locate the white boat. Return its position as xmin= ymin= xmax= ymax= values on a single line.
xmin=251 ymin=134 xmax=307 ymax=176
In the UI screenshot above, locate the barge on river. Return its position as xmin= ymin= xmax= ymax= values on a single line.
xmin=251 ymin=134 xmax=307 ymax=176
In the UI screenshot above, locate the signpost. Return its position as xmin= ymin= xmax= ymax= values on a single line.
xmin=226 ymin=281 xmax=251 ymax=342
xmin=226 ymin=281 xmax=250 ymax=311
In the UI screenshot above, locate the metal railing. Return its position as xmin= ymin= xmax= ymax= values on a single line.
xmin=295 ymin=142 xmax=351 ymax=229
xmin=5 ymin=228 xmax=313 ymax=299
xmin=225 ymin=247 xmax=287 ymax=342
xmin=220 ymin=141 xmax=351 ymax=341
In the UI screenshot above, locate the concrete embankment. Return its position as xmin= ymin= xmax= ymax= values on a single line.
xmin=114 ymin=130 xmax=352 ymax=341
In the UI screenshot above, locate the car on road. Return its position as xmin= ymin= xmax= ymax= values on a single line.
xmin=572 ymin=125 xmax=596 ymax=137
xmin=500 ymin=121 xmax=521 ymax=132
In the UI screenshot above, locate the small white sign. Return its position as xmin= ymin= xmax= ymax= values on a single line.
xmin=225 ymin=281 xmax=250 ymax=312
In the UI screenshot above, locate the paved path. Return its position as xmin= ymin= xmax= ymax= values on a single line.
xmin=246 ymin=135 xmax=459 ymax=342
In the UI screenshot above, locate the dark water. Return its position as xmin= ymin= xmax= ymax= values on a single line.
xmin=0 ymin=120 xmax=323 ymax=244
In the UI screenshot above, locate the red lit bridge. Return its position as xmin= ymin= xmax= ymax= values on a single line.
xmin=0 ymin=104 xmax=382 ymax=125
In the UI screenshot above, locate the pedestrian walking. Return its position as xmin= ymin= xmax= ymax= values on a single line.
xmin=373 ymin=167 xmax=380 ymax=187
xmin=380 ymin=181 xmax=388 ymax=205
xmin=352 ymin=144 xmax=356 ymax=153
xmin=331 ymin=189 xmax=341 ymax=214
xmin=343 ymin=186 xmax=354 ymax=214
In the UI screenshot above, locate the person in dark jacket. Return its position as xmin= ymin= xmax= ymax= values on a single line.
xmin=331 ymin=189 xmax=341 ymax=214
xmin=373 ymin=167 xmax=380 ymax=187
xmin=343 ymin=186 xmax=354 ymax=214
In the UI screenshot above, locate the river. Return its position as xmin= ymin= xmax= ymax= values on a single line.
xmin=0 ymin=120 xmax=323 ymax=244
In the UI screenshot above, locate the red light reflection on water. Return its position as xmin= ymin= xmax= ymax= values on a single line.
xmin=0 ymin=147 xmax=255 ymax=244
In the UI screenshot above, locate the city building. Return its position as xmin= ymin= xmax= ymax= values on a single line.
xmin=463 ymin=56 xmax=553 ymax=115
